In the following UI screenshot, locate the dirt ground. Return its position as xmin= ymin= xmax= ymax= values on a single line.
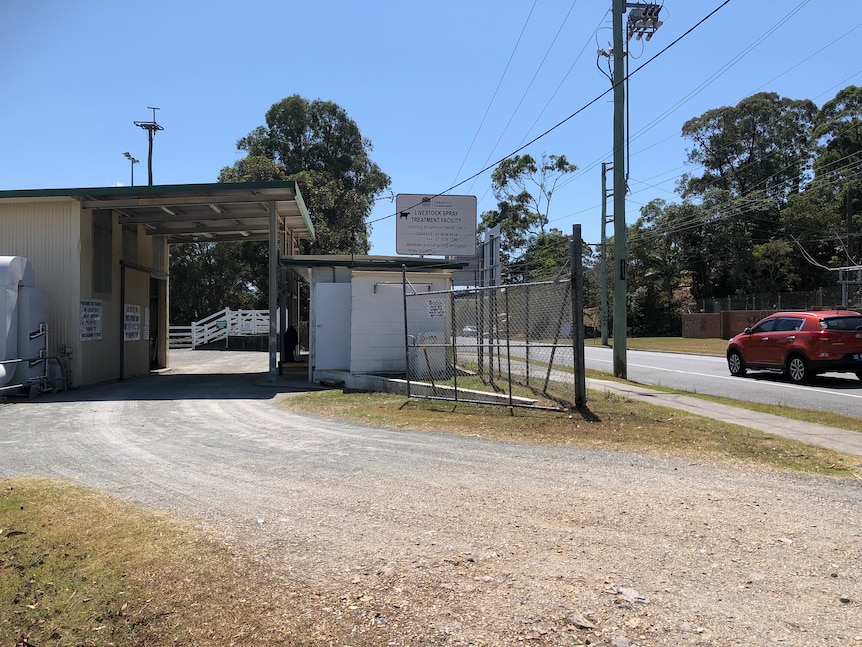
xmin=1 ymin=350 xmax=861 ymax=645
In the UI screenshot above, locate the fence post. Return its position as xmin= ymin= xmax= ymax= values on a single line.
xmin=450 ymin=289 xmax=458 ymax=403
xmin=476 ymin=288 xmax=484 ymax=383
xmin=505 ymin=287 xmax=513 ymax=410
xmin=525 ymin=283 xmax=531 ymax=386
xmin=572 ymin=225 xmax=586 ymax=408
xmin=402 ymin=265 xmax=411 ymax=399
xmin=225 ymin=307 xmax=231 ymax=349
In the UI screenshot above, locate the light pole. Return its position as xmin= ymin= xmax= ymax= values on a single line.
xmin=610 ymin=0 xmax=663 ymax=378
xmin=134 ymin=106 xmax=163 ymax=186
xmin=122 ymin=151 xmax=139 ymax=186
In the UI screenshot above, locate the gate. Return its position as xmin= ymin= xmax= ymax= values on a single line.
xmin=404 ymin=280 xmax=582 ymax=410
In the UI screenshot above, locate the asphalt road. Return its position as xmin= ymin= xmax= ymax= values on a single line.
xmin=457 ymin=337 xmax=862 ymax=419
xmin=583 ymin=346 xmax=862 ymax=420
xmin=487 ymin=339 xmax=862 ymax=420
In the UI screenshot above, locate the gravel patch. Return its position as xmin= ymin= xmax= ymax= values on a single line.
xmin=1 ymin=350 xmax=861 ymax=645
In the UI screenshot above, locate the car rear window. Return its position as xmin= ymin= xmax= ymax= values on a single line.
xmin=775 ymin=317 xmax=804 ymax=332
xmin=822 ymin=316 xmax=862 ymax=330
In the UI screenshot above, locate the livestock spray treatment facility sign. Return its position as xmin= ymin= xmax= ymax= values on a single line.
xmin=396 ymin=194 xmax=477 ymax=256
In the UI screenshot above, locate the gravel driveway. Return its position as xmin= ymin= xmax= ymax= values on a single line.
xmin=1 ymin=350 xmax=861 ymax=645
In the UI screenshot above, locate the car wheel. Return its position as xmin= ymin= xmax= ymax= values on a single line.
xmin=727 ymin=349 xmax=746 ymax=377
xmin=786 ymin=354 xmax=810 ymax=384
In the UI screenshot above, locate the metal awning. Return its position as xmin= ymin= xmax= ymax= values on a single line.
xmin=280 ymin=254 xmax=468 ymax=270
xmin=0 ymin=180 xmax=315 ymax=385
xmin=0 ymin=181 xmax=314 ymax=244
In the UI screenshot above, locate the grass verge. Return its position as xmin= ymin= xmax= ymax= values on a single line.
xmin=281 ymin=389 xmax=862 ymax=478
xmin=0 ymin=478 xmax=353 ymax=647
xmin=585 ymin=336 xmax=730 ymax=355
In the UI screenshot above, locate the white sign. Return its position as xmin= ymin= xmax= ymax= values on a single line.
xmin=427 ymin=299 xmax=445 ymax=317
xmin=80 ymin=299 xmax=102 ymax=341
xmin=396 ymin=193 xmax=477 ymax=256
xmin=124 ymin=304 xmax=141 ymax=341
xmin=143 ymin=306 xmax=150 ymax=342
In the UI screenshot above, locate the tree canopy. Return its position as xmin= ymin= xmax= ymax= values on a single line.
xmin=168 ymin=87 xmax=862 ymax=333
xmin=627 ymin=88 xmax=862 ymax=308
xmin=219 ymin=95 xmax=391 ymax=254
xmin=478 ymin=153 xmax=578 ymax=280
xmin=170 ymin=96 xmax=390 ymax=324
xmin=169 ymin=241 xmax=268 ymax=325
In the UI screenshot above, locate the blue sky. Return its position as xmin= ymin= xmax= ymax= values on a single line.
xmin=1 ymin=1 xmax=859 ymax=256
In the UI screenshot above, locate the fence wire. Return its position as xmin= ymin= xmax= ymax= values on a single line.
xmin=404 ymin=280 xmax=579 ymax=410
xmin=694 ymin=284 xmax=861 ymax=314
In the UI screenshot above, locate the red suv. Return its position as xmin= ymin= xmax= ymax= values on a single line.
xmin=726 ymin=310 xmax=862 ymax=383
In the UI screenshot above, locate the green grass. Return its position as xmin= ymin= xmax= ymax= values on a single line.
xmin=282 ymin=389 xmax=862 ymax=478
xmin=0 ymin=479 xmax=351 ymax=646
xmin=585 ymin=335 xmax=730 ymax=355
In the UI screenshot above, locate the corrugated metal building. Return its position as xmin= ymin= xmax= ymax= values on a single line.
xmin=0 ymin=182 xmax=313 ymax=388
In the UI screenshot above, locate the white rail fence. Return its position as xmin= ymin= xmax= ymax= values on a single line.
xmin=169 ymin=308 xmax=269 ymax=349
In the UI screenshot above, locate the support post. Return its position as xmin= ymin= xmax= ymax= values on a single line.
xmin=402 ymin=265 xmax=411 ymax=398
xmin=268 ymin=201 xmax=278 ymax=383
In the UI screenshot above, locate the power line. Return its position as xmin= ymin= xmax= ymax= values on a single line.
xmin=517 ymin=8 xmax=611 ymax=150
xmin=369 ymin=0 xmax=730 ymax=233
xmin=466 ymin=2 xmax=582 ymax=196
xmin=469 ymin=4 xmax=608 ymax=206
xmin=552 ymin=0 xmax=809 ymax=199
xmin=450 ymin=0 xmax=539 ymax=187
xmin=628 ymin=158 xmax=862 ymax=246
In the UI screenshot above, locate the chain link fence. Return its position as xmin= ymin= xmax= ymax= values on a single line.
xmin=404 ymin=280 xmax=580 ymax=410
xmin=692 ymin=285 xmax=862 ymax=313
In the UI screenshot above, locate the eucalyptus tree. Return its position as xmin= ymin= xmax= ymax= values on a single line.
xmin=219 ymin=95 xmax=391 ymax=254
xmin=478 ymin=153 xmax=578 ymax=279
xmin=169 ymin=241 xmax=266 ymax=325
xmin=671 ymin=92 xmax=819 ymax=298
xmin=679 ymin=92 xmax=817 ymax=203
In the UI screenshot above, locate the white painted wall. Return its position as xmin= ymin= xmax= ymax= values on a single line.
xmin=307 ymin=266 xmax=453 ymax=380
xmin=349 ymin=271 xmax=450 ymax=374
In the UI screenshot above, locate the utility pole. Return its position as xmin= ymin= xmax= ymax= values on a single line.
xmin=612 ymin=0 xmax=627 ymax=378
xmin=600 ymin=162 xmax=612 ymax=346
xmin=134 ymin=107 xmax=163 ymax=186
xmin=610 ymin=1 xmax=664 ymax=378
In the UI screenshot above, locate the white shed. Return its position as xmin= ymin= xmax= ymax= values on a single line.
xmin=283 ymin=255 xmax=466 ymax=386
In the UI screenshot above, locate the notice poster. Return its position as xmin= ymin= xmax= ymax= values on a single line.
xmin=143 ymin=306 xmax=150 ymax=342
xmin=124 ymin=304 xmax=141 ymax=341
xmin=80 ymin=299 xmax=102 ymax=341
xmin=427 ymin=299 xmax=445 ymax=318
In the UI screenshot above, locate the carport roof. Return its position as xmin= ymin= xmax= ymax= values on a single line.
xmin=0 ymin=181 xmax=314 ymax=244
xmin=280 ymin=254 xmax=469 ymax=270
